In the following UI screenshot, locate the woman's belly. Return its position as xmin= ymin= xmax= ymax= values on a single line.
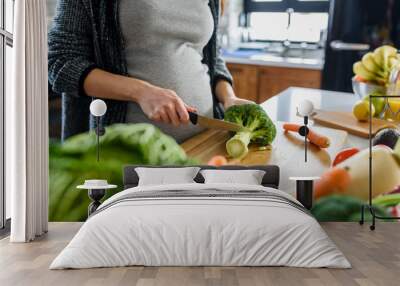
xmin=120 ymin=0 xmax=215 ymax=142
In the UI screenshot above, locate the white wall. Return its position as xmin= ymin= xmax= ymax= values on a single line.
xmin=219 ymin=0 xmax=244 ymax=50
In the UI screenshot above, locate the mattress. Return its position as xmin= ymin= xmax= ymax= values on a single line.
xmin=50 ymin=183 xmax=351 ymax=269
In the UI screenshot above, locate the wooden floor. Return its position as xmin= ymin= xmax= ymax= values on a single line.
xmin=0 ymin=222 xmax=399 ymax=286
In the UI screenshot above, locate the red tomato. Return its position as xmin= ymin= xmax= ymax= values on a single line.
xmin=332 ymin=148 xmax=360 ymax=167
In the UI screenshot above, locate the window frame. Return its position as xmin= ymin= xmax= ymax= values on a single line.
xmin=243 ymin=0 xmax=330 ymax=43
xmin=244 ymin=0 xmax=330 ymax=13
xmin=0 ymin=0 xmax=13 ymax=232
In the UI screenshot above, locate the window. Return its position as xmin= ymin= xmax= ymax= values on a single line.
xmin=0 ymin=0 xmax=13 ymax=232
xmin=245 ymin=0 xmax=330 ymax=13
xmin=244 ymin=0 xmax=330 ymax=43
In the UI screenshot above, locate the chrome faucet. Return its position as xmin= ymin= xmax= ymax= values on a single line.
xmin=281 ymin=8 xmax=294 ymax=57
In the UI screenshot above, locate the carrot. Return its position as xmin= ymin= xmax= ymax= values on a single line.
xmin=307 ymin=129 xmax=330 ymax=148
xmin=283 ymin=123 xmax=330 ymax=148
xmin=282 ymin=123 xmax=301 ymax=133
xmin=207 ymin=155 xmax=228 ymax=166
xmin=314 ymin=167 xmax=351 ymax=199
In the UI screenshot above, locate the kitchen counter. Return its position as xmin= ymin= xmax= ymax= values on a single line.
xmin=264 ymin=88 xmax=370 ymax=194
xmin=222 ymin=49 xmax=325 ymax=70
xmin=262 ymin=87 xmax=355 ymax=120
xmin=261 ymin=87 xmax=367 ymax=149
xmin=223 ymin=55 xmax=324 ymax=70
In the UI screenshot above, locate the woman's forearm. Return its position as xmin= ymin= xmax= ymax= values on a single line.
xmin=83 ymin=68 xmax=150 ymax=102
xmin=215 ymin=80 xmax=255 ymax=109
xmin=83 ymin=68 xmax=193 ymax=125
xmin=215 ymin=80 xmax=236 ymax=104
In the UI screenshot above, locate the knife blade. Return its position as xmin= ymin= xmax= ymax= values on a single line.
xmin=188 ymin=111 xmax=243 ymax=132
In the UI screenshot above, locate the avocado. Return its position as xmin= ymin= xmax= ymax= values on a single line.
xmin=372 ymin=128 xmax=400 ymax=149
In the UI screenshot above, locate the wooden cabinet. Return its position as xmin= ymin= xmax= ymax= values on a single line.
xmin=227 ymin=64 xmax=259 ymax=102
xmin=227 ymin=63 xmax=322 ymax=103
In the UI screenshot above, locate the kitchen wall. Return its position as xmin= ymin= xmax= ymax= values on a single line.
xmin=219 ymin=0 xmax=244 ymax=50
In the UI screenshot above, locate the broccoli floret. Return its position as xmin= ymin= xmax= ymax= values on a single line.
xmin=224 ymin=104 xmax=276 ymax=158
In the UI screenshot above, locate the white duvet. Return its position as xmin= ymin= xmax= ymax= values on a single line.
xmin=50 ymin=183 xmax=350 ymax=269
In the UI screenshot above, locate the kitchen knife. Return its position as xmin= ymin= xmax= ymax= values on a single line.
xmin=188 ymin=111 xmax=243 ymax=132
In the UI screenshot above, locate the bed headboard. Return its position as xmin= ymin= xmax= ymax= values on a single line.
xmin=123 ymin=165 xmax=280 ymax=189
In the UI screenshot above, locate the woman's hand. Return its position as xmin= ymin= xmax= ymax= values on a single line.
xmin=215 ymin=80 xmax=255 ymax=110
xmin=83 ymin=69 xmax=195 ymax=126
xmin=222 ymin=97 xmax=255 ymax=110
xmin=137 ymin=84 xmax=196 ymax=126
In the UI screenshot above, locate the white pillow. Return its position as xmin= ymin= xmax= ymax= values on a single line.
xmin=200 ymin=169 xmax=266 ymax=185
xmin=135 ymin=167 xmax=200 ymax=186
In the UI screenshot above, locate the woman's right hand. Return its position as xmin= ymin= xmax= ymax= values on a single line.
xmin=136 ymin=84 xmax=196 ymax=126
xmin=82 ymin=69 xmax=195 ymax=126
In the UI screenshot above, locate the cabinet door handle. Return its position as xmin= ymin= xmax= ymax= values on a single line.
xmin=330 ymin=40 xmax=370 ymax=51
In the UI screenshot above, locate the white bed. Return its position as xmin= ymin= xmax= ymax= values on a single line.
xmin=50 ymin=182 xmax=350 ymax=269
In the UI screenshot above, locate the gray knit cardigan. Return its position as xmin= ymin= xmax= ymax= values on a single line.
xmin=48 ymin=0 xmax=233 ymax=140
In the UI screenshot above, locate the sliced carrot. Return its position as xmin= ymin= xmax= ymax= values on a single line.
xmin=283 ymin=123 xmax=330 ymax=148
xmin=307 ymin=129 xmax=331 ymax=148
xmin=207 ymin=155 xmax=228 ymax=166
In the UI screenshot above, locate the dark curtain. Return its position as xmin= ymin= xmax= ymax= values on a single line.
xmin=391 ymin=0 xmax=400 ymax=48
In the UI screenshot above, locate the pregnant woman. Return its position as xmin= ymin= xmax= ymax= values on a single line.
xmin=48 ymin=0 xmax=252 ymax=142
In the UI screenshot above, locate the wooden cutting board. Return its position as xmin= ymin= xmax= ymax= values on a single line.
xmin=181 ymin=122 xmax=348 ymax=169
xmin=182 ymin=122 xmax=349 ymax=193
xmin=313 ymin=110 xmax=398 ymax=138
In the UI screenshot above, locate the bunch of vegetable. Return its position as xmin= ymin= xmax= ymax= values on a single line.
xmin=311 ymin=195 xmax=387 ymax=222
xmin=224 ymin=104 xmax=276 ymax=158
xmin=312 ymin=137 xmax=400 ymax=221
xmin=315 ymin=140 xmax=400 ymax=201
xmin=353 ymin=45 xmax=399 ymax=85
xmin=50 ymin=123 xmax=196 ymax=222
xmin=312 ymin=189 xmax=400 ymax=222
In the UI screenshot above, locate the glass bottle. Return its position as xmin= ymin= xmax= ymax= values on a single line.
xmin=385 ymin=66 xmax=400 ymax=121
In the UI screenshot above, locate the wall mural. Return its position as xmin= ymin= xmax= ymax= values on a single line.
xmin=47 ymin=0 xmax=400 ymax=223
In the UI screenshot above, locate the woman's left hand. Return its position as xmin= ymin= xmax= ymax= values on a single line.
xmin=223 ymin=97 xmax=255 ymax=110
xmin=215 ymin=80 xmax=255 ymax=110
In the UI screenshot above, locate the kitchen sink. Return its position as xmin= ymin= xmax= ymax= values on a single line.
xmin=228 ymin=42 xmax=325 ymax=60
xmin=222 ymin=44 xmax=325 ymax=68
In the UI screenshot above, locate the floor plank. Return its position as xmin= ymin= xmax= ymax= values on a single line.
xmin=0 ymin=222 xmax=399 ymax=286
